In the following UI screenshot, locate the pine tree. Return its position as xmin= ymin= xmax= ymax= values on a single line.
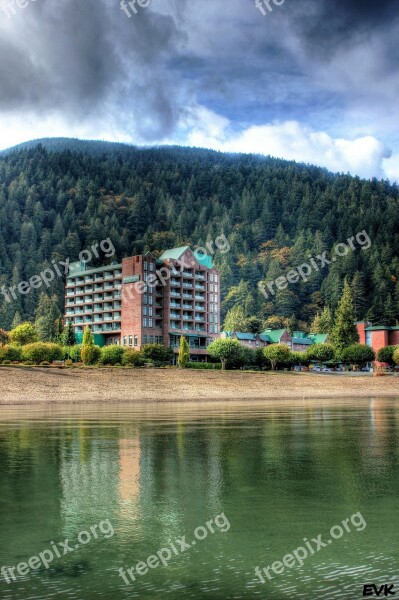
xmin=311 ymin=306 xmax=333 ymax=333
xmin=330 ymin=280 xmax=359 ymax=354
xmin=178 ymin=336 xmax=190 ymax=368
xmin=223 ymin=305 xmax=248 ymax=332
xmin=81 ymin=326 xmax=95 ymax=365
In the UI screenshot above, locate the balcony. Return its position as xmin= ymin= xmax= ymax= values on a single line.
xmin=170 ymin=312 xmax=180 ymax=319
xmin=183 ymin=304 xmax=193 ymax=309
xmin=170 ymin=269 xmax=181 ymax=276
xmin=195 ymin=284 xmax=205 ymax=291
xmin=195 ymin=273 xmax=205 ymax=280
xmin=170 ymin=292 xmax=181 ymax=298
xmin=170 ymin=280 xmax=180 ymax=286
xmin=195 ymin=315 xmax=205 ymax=321
xmin=195 ymin=327 xmax=206 ymax=332
xmin=195 ymin=305 xmax=205 ymax=311
xmin=195 ymin=295 xmax=205 ymax=301
xmin=183 ymin=271 xmax=193 ymax=277
xmin=84 ymin=277 xmax=94 ymax=283
xmin=183 ymin=315 xmax=193 ymax=321
xmin=183 ymin=282 xmax=193 ymax=288
xmin=66 ymin=291 xmax=75 ymax=296
xmin=170 ymin=302 xmax=181 ymax=308
xmin=183 ymin=293 xmax=193 ymax=299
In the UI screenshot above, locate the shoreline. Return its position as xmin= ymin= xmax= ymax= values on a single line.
xmin=0 ymin=367 xmax=398 ymax=406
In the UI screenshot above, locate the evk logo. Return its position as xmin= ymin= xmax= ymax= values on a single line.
xmin=363 ymin=584 xmax=396 ymax=597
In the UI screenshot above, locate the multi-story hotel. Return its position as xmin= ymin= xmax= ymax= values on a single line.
xmin=64 ymin=246 xmax=220 ymax=361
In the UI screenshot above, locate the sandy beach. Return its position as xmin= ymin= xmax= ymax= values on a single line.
xmin=0 ymin=367 xmax=398 ymax=405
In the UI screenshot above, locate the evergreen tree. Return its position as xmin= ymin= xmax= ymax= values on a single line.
xmin=311 ymin=306 xmax=333 ymax=333
xmin=223 ymin=305 xmax=248 ymax=332
xmin=330 ymin=281 xmax=359 ymax=354
xmin=177 ymin=336 xmax=190 ymax=368
xmin=81 ymin=326 xmax=95 ymax=365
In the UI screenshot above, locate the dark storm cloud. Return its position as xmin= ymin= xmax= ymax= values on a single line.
xmin=0 ymin=0 xmax=398 ymax=145
xmin=0 ymin=0 xmax=186 ymax=138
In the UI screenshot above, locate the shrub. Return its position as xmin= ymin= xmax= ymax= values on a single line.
xmin=306 ymin=343 xmax=336 ymax=363
xmin=341 ymin=344 xmax=375 ymax=366
xmin=63 ymin=345 xmax=81 ymax=362
xmin=0 ymin=345 xmax=23 ymax=362
xmin=22 ymin=343 xmax=64 ymax=365
xmin=393 ymin=348 xmax=399 ymax=366
xmin=40 ymin=361 xmax=50 ymax=366
xmin=141 ymin=344 xmax=174 ymax=366
xmin=377 ymin=345 xmax=399 ymax=365
xmin=65 ymin=359 xmax=73 ymax=366
xmin=10 ymin=322 xmax=39 ymax=346
xmin=99 ymin=345 xmax=125 ymax=366
xmin=23 ymin=361 xmax=34 ymax=366
xmin=2 ymin=360 xmax=11 ymax=365
xmin=122 ymin=349 xmax=145 ymax=367
xmin=207 ymin=339 xmax=243 ymax=370
xmin=263 ymin=344 xmax=292 ymax=370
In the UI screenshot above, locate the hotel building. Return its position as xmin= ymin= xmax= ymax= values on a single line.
xmin=64 ymin=246 xmax=220 ymax=361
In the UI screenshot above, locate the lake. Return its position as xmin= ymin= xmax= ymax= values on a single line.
xmin=0 ymin=399 xmax=398 ymax=599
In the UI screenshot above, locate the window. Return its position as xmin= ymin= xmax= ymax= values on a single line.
xmin=210 ymin=274 xmax=214 ymax=282
xmin=149 ymin=306 xmax=153 ymax=317
xmin=210 ymin=284 xmax=214 ymax=292
xmin=210 ymin=313 xmax=214 ymax=322
xmin=144 ymin=261 xmax=148 ymax=271
xmin=123 ymin=336 xmax=127 ymax=346
xmin=144 ymin=294 xmax=148 ymax=304
xmin=215 ymin=274 xmax=218 ymax=283
xmin=149 ymin=295 xmax=153 ymax=305
xmin=128 ymin=336 xmax=133 ymax=347
xmin=143 ymin=306 xmax=148 ymax=316
xmin=134 ymin=335 xmax=138 ymax=347
xmin=215 ymin=284 xmax=218 ymax=293
xmin=210 ymin=303 xmax=214 ymax=313
xmin=215 ymin=314 xmax=218 ymax=323
xmin=155 ymin=336 xmax=163 ymax=344
xmin=143 ymin=335 xmax=147 ymax=344
xmin=150 ymin=335 xmax=154 ymax=344
xmin=150 ymin=262 xmax=154 ymax=272
xmin=149 ymin=318 xmax=153 ymax=328
xmin=143 ymin=318 xmax=147 ymax=327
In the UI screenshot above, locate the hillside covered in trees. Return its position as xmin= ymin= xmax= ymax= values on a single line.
xmin=0 ymin=140 xmax=398 ymax=331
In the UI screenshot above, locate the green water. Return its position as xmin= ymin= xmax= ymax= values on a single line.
xmin=0 ymin=399 xmax=398 ymax=600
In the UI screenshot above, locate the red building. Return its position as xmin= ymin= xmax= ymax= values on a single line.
xmin=356 ymin=321 xmax=399 ymax=354
xmin=65 ymin=246 xmax=220 ymax=361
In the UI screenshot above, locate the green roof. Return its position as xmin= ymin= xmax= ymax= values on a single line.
xmin=159 ymin=246 xmax=191 ymax=261
xmin=159 ymin=246 xmax=214 ymax=269
xmin=292 ymin=337 xmax=313 ymax=345
xmin=260 ymin=329 xmax=286 ymax=343
xmin=258 ymin=334 xmax=272 ymax=343
xmin=308 ymin=333 xmax=328 ymax=344
xmin=235 ymin=332 xmax=257 ymax=341
xmin=365 ymin=326 xmax=391 ymax=331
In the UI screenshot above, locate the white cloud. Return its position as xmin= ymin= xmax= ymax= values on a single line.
xmin=181 ymin=110 xmax=393 ymax=180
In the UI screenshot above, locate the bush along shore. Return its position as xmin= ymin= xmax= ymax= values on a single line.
xmin=0 ymin=323 xmax=398 ymax=373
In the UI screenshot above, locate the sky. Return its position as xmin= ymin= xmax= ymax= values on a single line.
xmin=0 ymin=0 xmax=398 ymax=181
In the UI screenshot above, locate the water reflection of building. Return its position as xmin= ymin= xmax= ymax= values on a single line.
xmin=119 ymin=437 xmax=141 ymax=504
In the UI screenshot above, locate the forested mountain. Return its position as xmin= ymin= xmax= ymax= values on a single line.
xmin=0 ymin=141 xmax=398 ymax=331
